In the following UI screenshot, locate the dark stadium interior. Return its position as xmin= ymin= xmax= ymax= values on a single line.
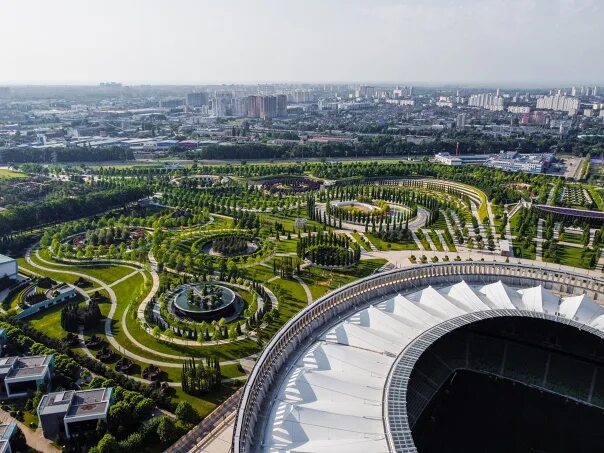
xmin=408 ymin=317 xmax=604 ymax=453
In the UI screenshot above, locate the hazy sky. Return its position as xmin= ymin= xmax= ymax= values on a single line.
xmin=2 ymin=0 xmax=602 ymax=86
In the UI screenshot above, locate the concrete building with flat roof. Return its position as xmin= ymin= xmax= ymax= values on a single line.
xmin=0 ymin=422 xmax=17 ymax=453
xmin=0 ymin=256 xmax=17 ymax=279
xmin=38 ymin=388 xmax=113 ymax=440
xmin=0 ymin=355 xmax=54 ymax=398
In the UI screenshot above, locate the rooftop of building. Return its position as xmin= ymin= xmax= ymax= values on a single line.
xmin=0 ymin=255 xmax=15 ymax=265
xmin=0 ymin=355 xmax=53 ymax=380
xmin=38 ymin=387 xmax=112 ymax=419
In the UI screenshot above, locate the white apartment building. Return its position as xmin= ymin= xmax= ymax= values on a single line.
xmin=468 ymin=93 xmax=504 ymax=111
xmin=536 ymin=95 xmax=580 ymax=114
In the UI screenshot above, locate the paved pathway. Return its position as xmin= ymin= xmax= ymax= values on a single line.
xmin=0 ymin=409 xmax=59 ymax=453
xmin=536 ymin=219 xmax=544 ymax=262
xmin=293 ymin=275 xmax=314 ymax=306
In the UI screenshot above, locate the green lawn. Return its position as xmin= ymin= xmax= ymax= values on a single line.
xmin=276 ymin=239 xmax=298 ymax=254
xmin=0 ymin=168 xmax=27 ymax=179
xmin=350 ymin=232 xmax=371 ymax=251
xmin=415 ymin=230 xmax=431 ymax=251
xmin=428 ymin=230 xmax=444 ymax=251
xmin=299 ymin=259 xmax=387 ymax=301
xmin=365 ymin=233 xmax=419 ymax=251
xmin=512 ymin=240 xmax=537 ymax=261
xmin=544 ymin=245 xmax=597 ymax=269
xmin=27 ymin=304 xmax=69 ymax=339
xmin=560 ymin=232 xmax=584 ymax=245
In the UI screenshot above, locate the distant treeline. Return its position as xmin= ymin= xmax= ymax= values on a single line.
xmin=0 ymin=186 xmax=149 ymax=236
xmin=184 ymin=137 xmax=550 ymax=160
xmin=0 ymin=146 xmax=134 ymax=163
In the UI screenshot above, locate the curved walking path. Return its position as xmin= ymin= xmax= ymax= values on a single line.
xmin=25 ymin=247 xmax=261 ymax=367
xmin=293 ymin=275 xmax=313 ymax=306
xmin=26 ymin=248 xmax=188 ymax=367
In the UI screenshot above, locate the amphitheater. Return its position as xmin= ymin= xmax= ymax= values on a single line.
xmin=232 ymin=262 xmax=604 ymax=453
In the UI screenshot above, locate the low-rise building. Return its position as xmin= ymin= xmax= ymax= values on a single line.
xmin=0 ymin=422 xmax=17 ymax=453
xmin=0 ymin=256 xmax=17 ymax=279
xmin=0 ymin=355 xmax=54 ymax=398
xmin=38 ymin=388 xmax=113 ymax=440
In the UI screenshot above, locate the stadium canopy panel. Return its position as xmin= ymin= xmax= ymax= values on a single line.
xmin=232 ymin=263 xmax=604 ymax=453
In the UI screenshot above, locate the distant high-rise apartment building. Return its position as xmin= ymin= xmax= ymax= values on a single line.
xmin=536 ymin=94 xmax=579 ymax=113
xmin=355 ymin=85 xmax=374 ymax=99
xmin=290 ymin=90 xmax=312 ymax=103
xmin=456 ymin=113 xmax=467 ymax=129
xmin=247 ymin=95 xmax=262 ymax=118
xmin=276 ymin=94 xmax=287 ymax=117
xmin=187 ymin=92 xmax=208 ymax=108
xmin=261 ymin=95 xmax=277 ymax=119
xmin=0 ymin=87 xmax=10 ymax=99
xmin=232 ymin=97 xmax=249 ymax=117
xmin=467 ymin=92 xmax=504 ymax=111
xmin=212 ymin=92 xmax=233 ymax=117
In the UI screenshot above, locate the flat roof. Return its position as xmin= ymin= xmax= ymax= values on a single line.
xmin=39 ymin=387 xmax=112 ymax=419
xmin=3 ymin=355 xmax=52 ymax=381
xmin=0 ymin=255 xmax=15 ymax=265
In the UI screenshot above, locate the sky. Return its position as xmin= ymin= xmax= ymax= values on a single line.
xmin=1 ymin=0 xmax=602 ymax=86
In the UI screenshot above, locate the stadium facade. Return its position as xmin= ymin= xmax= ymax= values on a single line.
xmin=232 ymin=262 xmax=604 ymax=452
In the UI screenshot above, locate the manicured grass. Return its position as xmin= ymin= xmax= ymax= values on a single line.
xmin=428 ymin=230 xmax=444 ymax=252
xmin=415 ymin=230 xmax=431 ymax=251
xmin=299 ymin=258 xmax=388 ymax=300
xmin=276 ymin=239 xmax=298 ymax=254
xmin=441 ymin=232 xmax=457 ymax=252
xmin=431 ymin=216 xmax=448 ymax=230
xmin=512 ymin=240 xmax=537 ymax=261
xmin=0 ymin=168 xmax=26 ymax=179
xmin=27 ymin=304 xmax=68 ymax=339
xmin=365 ymin=233 xmax=419 ymax=251
xmin=560 ymin=231 xmax=584 ymax=245
xmin=544 ymin=245 xmax=597 ymax=269
xmin=243 ymin=264 xmax=275 ymax=282
xmin=37 ymin=249 xmax=139 ymax=284
xmin=350 ymin=232 xmax=371 ymax=251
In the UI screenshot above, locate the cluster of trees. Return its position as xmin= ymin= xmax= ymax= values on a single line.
xmin=1 ymin=321 xmax=173 ymax=408
xmin=0 ymin=185 xmax=149 ymax=236
xmin=297 ymin=232 xmax=361 ymax=267
xmin=273 ymin=256 xmax=298 ymax=278
xmin=212 ymin=236 xmax=250 ymax=256
xmin=234 ymin=211 xmax=260 ymax=229
xmin=374 ymin=228 xmax=414 ymax=243
xmin=86 ymin=225 xmax=132 ymax=246
xmin=60 ymin=300 xmax=102 ymax=332
xmin=179 ymin=133 xmax=592 ymax=161
xmin=0 ymin=146 xmax=134 ymax=163
xmin=180 ymin=356 xmax=221 ymax=396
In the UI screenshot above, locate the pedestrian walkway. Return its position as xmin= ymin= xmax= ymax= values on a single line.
xmin=411 ymin=231 xmax=426 ymax=251
xmin=536 ymin=218 xmax=544 ymax=262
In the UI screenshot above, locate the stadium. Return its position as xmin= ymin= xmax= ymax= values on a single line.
xmin=232 ymin=262 xmax=604 ymax=453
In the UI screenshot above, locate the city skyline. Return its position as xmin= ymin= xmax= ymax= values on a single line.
xmin=2 ymin=0 xmax=603 ymax=86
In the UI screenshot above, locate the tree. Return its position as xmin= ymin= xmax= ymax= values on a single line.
xmin=157 ymin=416 xmax=178 ymax=444
xmin=93 ymin=434 xmax=120 ymax=453
xmin=175 ymin=401 xmax=200 ymax=425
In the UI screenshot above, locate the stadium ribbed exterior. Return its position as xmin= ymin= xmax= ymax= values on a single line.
xmin=232 ymin=263 xmax=604 ymax=452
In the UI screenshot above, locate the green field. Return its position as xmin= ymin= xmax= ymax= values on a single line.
xmin=0 ymin=168 xmax=27 ymax=179
xmin=365 ymin=233 xmax=419 ymax=251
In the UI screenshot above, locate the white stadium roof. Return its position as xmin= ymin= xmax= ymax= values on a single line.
xmin=261 ymin=280 xmax=604 ymax=452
